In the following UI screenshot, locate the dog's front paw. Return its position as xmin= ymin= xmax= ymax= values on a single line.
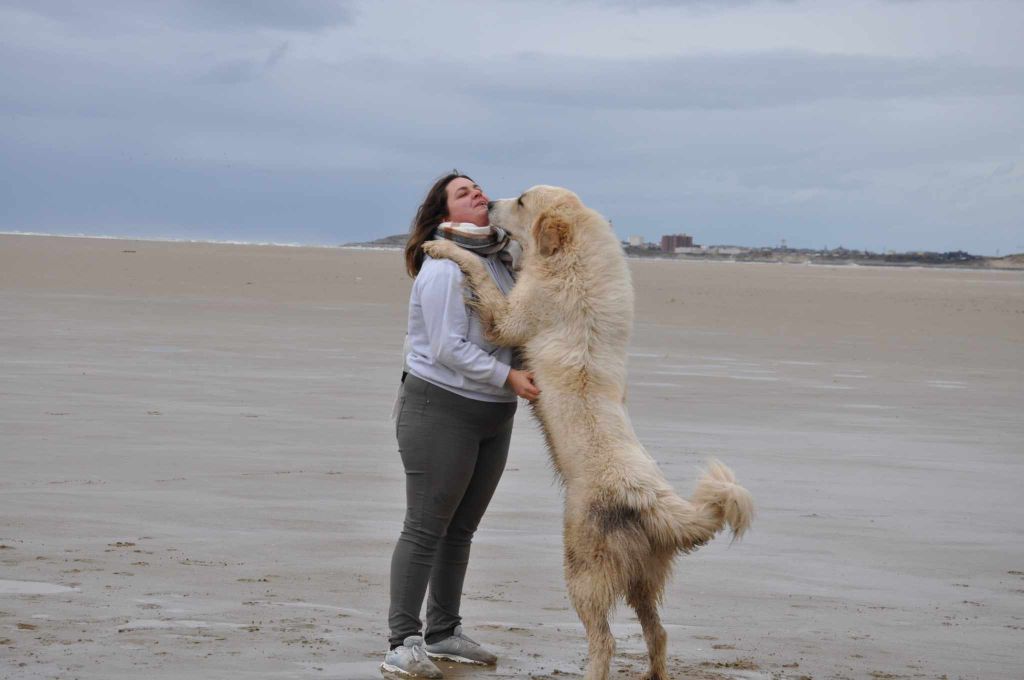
xmin=423 ymin=240 xmax=487 ymax=280
xmin=421 ymin=239 xmax=464 ymax=262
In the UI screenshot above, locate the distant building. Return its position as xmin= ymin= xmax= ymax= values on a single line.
xmin=661 ymin=234 xmax=694 ymax=252
xmin=628 ymin=235 xmax=645 ymax=247
xmin=674 ymin=246 xmax=704 ymax=255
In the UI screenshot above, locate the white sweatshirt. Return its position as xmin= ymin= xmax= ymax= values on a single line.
xmin=404 ymin=254 xmax=517 ymax=402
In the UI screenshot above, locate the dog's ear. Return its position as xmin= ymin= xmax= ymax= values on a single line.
xmin=532 ymin=209 xmax=571 ymax=256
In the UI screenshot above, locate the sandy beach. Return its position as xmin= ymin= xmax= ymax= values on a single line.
xmin=1 ymin=233 xmax=1022 ymax=680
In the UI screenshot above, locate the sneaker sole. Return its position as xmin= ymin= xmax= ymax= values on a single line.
xmin=380 ymin=662 xmax=411 ymax=676
xmin=425 ymin=651 xmax=494 ymax=665
xmin=380 ymin=662 xmax=441 ymax=678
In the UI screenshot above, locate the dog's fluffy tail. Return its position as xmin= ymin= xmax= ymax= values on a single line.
xmin=646 ymin=460 xmax=754 ymax=553
xmin=690 ymin=460 xmax=754 ymax=542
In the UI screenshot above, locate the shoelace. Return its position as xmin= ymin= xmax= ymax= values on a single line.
xmin=409 ymin=643 xmax=427 ymax=663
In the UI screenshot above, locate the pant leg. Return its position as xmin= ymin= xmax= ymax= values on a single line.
xmin=424 ymin=403 xmax=515 ymax=643
xmin=387 ymin=379 xmax=483 ymax=647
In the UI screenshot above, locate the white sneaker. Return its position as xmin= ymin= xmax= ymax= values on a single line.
xmin=424 ymin=625 xmax=497 ymax=665
xmin=381 ymin=635 xmax=443 ymax=678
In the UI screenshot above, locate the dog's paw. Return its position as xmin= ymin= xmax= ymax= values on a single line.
xmin=423 ymin=240 xmax=488 ymax=280
xmin=421 ymin=239 xmax=464 ymax=262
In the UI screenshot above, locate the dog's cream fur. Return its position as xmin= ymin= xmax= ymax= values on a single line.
xmin=422 ymin=186 xmax=754 ymax=680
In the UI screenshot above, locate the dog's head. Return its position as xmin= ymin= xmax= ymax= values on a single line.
xmin=489 ymin=185 xmax=584 ymax=257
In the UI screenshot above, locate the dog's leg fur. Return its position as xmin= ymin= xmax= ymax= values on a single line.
xmin=421 ymin=240 xmax=538 ymax=346
xmin=480 ymin=281 xmax=539 ymax=347
xmin=626 ymin=563 xmax=671 ymax=680
xmin=568 ymin=572 xmax=616 ymax=680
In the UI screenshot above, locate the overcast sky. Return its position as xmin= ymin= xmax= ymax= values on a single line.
xmin=2 ymin=0 xmax=1022 ymax=253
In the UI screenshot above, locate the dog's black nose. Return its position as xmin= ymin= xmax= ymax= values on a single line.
xmin=487 ymin=201 xmax=494 ymax=210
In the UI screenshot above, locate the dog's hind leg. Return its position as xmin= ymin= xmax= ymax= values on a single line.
xmin=567 ymin=572 xmax=616 ymax=680
xmin=626 ymin=573 xmax=669 ymax=680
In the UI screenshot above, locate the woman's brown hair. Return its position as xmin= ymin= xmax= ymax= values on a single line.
xmin=404 ymin=170 xmax=473 ymax=278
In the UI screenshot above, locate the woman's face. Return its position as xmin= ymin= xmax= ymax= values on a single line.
xmin=444 ymin=177 xmax=490 ymax=227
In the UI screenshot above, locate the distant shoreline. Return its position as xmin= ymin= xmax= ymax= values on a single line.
xmin=3 ymin=231 xmax=1021 ymax=271
xmin=620 ymin=251 xmax=1024 ymax=271
xmin=343 ymin=235 xmax=1024 ymax=271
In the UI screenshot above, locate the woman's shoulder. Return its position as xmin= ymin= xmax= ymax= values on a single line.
xmin=420 ymin=254 xmax=463 ymax=274
xmin=416 ymin=255 xmax=464 ymax=287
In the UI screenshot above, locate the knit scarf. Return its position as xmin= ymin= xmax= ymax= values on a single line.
xmin=434 ymin=222 xmax=522 ymax=273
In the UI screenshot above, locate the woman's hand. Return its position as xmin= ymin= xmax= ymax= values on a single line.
xmin=506 ymin=368 xmax=540 ymax=402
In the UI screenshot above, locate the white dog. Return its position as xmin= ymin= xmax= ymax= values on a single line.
xmin=423 ymin=186 xmax=753 ymax=680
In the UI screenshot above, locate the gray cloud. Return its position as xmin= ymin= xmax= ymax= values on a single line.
xmin=186 ymin=1 xmax=355 ymax=31
xmin=563 ymin=0 xmax=794 ymax=8
xmin=372 ymin=51 xmax=1024 ymax=111
xmin=0 ymin=0 xmax=355 ymax=31
xmin=198 ymin=41 xmax=290 ymax=84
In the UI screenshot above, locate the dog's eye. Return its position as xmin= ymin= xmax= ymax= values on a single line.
xmin=517 ymin=196 xmax=524 ymax=207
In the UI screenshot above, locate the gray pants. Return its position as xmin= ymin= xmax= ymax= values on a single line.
xmin=388 ymin=374 xmax=517 ymax=647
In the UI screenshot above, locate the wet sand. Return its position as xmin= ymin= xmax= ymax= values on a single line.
xmin=1 ymin=233 xmax=1022 ymax=679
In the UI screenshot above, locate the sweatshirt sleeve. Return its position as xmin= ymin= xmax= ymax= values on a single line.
xmin=418 ymin=259 xmax=511 ymax=388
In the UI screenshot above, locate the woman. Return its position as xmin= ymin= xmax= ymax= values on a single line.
xmin=383 ymin=172 xmax=539 ymax=678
